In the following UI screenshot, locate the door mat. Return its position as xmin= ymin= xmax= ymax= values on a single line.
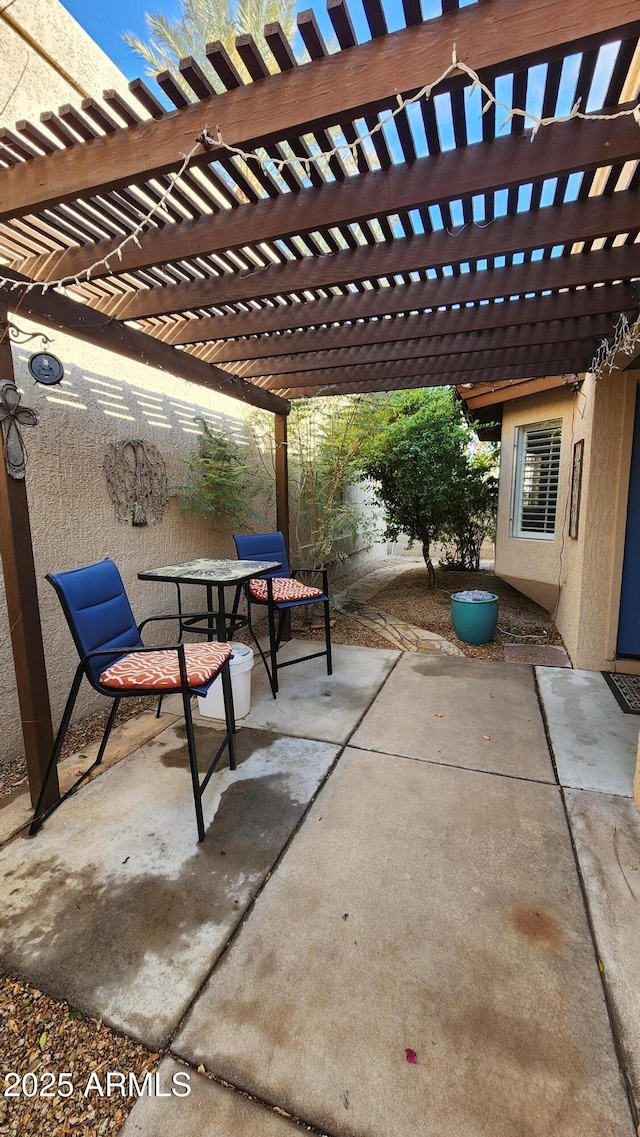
xmin=602 ymin=671 xmax=640 ymax=714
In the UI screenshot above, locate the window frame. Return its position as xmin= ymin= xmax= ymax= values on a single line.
xmin=510 ymin=418 xmax=562 ymax=540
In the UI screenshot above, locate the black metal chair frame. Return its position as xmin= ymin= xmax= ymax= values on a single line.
xmin=30 ymin=610 xmax=236 ymax=844
xmin=243 ymin=568 xmax=332 ymax=698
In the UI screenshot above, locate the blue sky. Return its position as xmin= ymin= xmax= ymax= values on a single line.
xmin=59 ymin=0 xmax=183 ymax=78
xmin=58 ymin=0 xmax=444 ymax=80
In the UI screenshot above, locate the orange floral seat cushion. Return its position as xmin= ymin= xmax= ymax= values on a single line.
xmin=249 ymin=576 xmax=324 ymax=603
xmin=100 ymin=641 xmax=232 ymax=690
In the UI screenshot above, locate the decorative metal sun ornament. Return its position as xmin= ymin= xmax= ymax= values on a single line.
xmin=0 ymin=380 xmax=39 ymax=480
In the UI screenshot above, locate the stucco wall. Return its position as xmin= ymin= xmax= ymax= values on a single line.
xmin=494 ymin=370 xmax=639 ymax=670
xmin=495 ymin=384 xmax=581 ymax=614
xmin=579 ymin=369 xmax=638 ymax=670
xmin=0 ymin=0 xmax=135 ymax=127
xmin=0 ymin=316 xmax=275 ymax=764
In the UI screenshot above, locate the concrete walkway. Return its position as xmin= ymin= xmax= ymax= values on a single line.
xmin=0 ymin=648 xmax=637 ymax=1137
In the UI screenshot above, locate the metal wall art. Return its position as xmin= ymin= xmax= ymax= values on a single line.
xmin=0 ymin=380 xmax=39 ymax=480
xmin=103 ymin=439 xmax=168 ymax=525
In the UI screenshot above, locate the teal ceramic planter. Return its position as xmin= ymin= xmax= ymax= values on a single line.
xmin=450 ymin=590 xmax=499 ymax=645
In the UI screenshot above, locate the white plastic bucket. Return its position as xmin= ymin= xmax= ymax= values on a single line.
xmin=198 ymin=642 xmax=254 ymax=720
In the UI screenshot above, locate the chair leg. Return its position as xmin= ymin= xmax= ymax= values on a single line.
xmin=181 ymin=687 xmax=206 ymax=843
xmin=155 ymin=694 xmax=164 ymax=718
xmin=267 ymin=597 xmax=279 ymax=698
xmin=221 ymin=662 xmax=237 ymax=768
xmin=245 ymin=607 xmax=274 ymax=693
xmin=95 ymin=697 xmax=121 ymax=766
xmin=324 ymin=599 xmax=333 ymax=676
xmin=29 ymin=664 xmax=84 ymax=834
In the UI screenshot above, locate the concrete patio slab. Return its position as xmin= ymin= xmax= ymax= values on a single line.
xmin=537 ymin=668 xmax=638 ymax=795
xmin=174 ymin=747 xmax=631 ymax=1137
xmin=239 ymin=641 xmax=399 ymax=744
xmin=350 ymin=653 xmax=554 ymax=782
xmin=121 ymin=1058 xmax=301 ymax=1137
xmin=0 ymin=709 xmax=179 ymax=848
xmin=566 ymin=788 xmax=640 ymax=1113
xmin=0 ymin=722 xmax=338 ymax=1049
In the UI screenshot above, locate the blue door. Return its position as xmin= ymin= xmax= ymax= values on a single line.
xmin=617 ymin=387 xmax=640 ymax=656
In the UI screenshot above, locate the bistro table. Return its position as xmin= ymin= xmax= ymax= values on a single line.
xmin=138 ymin=557 xmax=282 ymax=643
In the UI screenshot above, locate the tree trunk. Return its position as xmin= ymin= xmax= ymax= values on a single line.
xmin=421 ymin=541 xmax=436 ymax=589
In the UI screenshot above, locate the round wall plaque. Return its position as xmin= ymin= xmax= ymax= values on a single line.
xmin=28 ymin=352 xmax=64 ymax=386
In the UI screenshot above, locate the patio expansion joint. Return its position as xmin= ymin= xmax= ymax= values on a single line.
xmin=532 ymin=669 xmax=640 ymax=1131
xmin=160 ymin=742 xmax=349 ymax=1051
xmin=164 ymin=1060 xmax=342 ymax=1137
xmin=346 ymin=740 xmax=558 ymax=787
xmin=158 ymin=655 xmax=406 ymax=1086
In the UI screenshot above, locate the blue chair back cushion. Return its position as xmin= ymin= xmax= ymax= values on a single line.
xmin=47 ymin=559 xmax=143 ymax=684
xmin=233 ymin=531 xmax=290 ymax=578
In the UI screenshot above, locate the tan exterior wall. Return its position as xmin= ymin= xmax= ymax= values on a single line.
xmin=0 ymin=0 xmax=134 ymax=127
xmin=0 ymin=317 xmax=275 ymax=764
xmin=494 ymin=370 xmax=640 ymax=670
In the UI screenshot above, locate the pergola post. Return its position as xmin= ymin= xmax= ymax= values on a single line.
xmin=275 ymin=412 xmax=291 ymax=643
xmin=0 ymin=310 xmax=58 ymax=809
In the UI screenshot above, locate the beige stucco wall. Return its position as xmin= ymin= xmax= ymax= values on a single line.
xmin=0 ymin=0 xmax=135 ymax=127
xmin=494 ymin=369 xmax=640 ymax=670
xmin=0 ymin=316 xmax=275 ymax=764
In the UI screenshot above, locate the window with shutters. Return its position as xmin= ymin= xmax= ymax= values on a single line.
xmin=511 ymin=420 xmax=562 ymax=539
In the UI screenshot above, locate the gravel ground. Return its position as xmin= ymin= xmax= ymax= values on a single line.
xmin=0 ymin=976 xmax=158 ymax=1136
xmin=370 ymin=565 xmax=564 ymax=661
xmin=0 ymin=697 xmax=157 ymax=802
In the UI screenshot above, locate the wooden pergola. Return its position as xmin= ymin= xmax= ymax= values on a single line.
xmin=0 ymin=0 xmax=639 ymax=808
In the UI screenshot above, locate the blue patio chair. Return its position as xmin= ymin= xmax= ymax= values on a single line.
xmin=30 ymin=558 xmax=235 ymax=843
xmin=233 ymin=531 xmax=332 ymax=697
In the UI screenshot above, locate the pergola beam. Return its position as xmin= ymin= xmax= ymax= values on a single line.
xmin=255 ymin=344 xmax=589 ymax=391
xmin=0 ymin=270 xmax=289 ymax=415
xmin=0 ymin=310 xmax=58 ymax=810
xmin=164 ymin=245 xmax=640 ymax=340
xmin=184 ymin=285 xmax=637 ymax=356
xmin=279 ymin=366 xmax=585 ymax=397
xmin=216 ymin=317 xmax=612 ymax=378
xmin=18 ymin=112 xmax=640 ymax=284
xmin=106 ymin=191 xmax=640 ymax=319
xmin=0 ymin=0 xmax=638 ymax=222
xmin=462 ymin=374 xmax=576 ymax=410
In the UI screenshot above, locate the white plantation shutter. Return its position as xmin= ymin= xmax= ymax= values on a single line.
xmin=512 ymin=420 xmax=562 ymax=538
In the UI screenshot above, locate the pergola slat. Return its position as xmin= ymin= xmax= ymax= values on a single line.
xmin=220 ymin=321 xmax=613 ymax=377
xmin=2 ymin=0 xmax=638 ymax=222
xmin=197 ymin=287 xmax=634 ymax=359
xmin=166 ymin=244 xmax=639 ymax=340
xmin=253 ymin=343 xmax=592 ymax=389
xmin=22 ymin=105 xmax=638 ymax=286
xmin=272 ymin=362 xmax=588 ymax=397
xmin=106 ymin=189 xmax=640 ymax=319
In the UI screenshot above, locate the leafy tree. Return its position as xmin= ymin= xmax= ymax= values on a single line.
xmin=357 ymin=388 xmax=489 ymax=587
xmin=285 ymin=397 xmax=386 ymax=568
xmin=178 ymin=399 xmax=384 ymax=571
xmin=123 ymin=0 xmax=298 ymax=90
xmin=176 ymin=415 xmax=271 ymax=527
xmin=439 ymin=448 xmax=499 ymax=572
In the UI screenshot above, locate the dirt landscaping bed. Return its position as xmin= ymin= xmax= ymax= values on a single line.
xmin=369 ymin=564 xmax=564 ymax=661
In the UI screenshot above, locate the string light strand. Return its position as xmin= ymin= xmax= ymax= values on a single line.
xmin=0 ymin=46 xmax=638 ymax=299
xmin=590 ymin=311 xmax=640 ymax=379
